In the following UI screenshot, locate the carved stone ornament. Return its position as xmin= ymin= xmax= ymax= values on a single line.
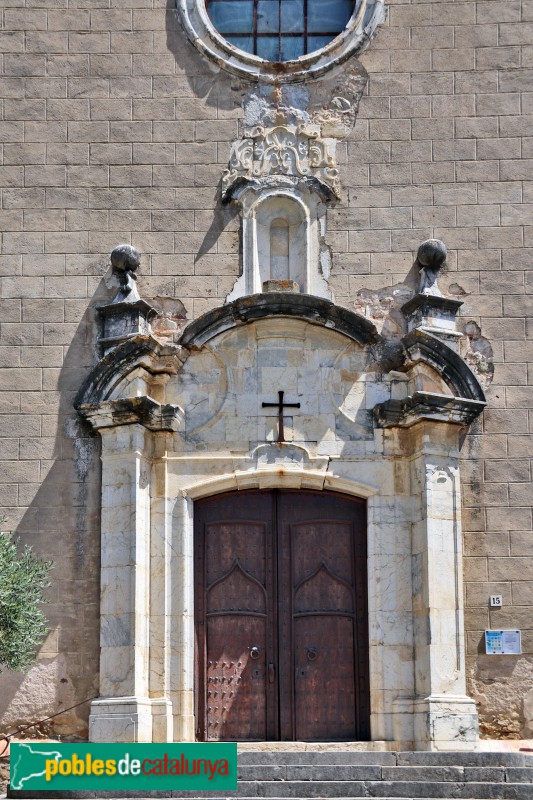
xmin=175 ymin=0 xmax=386 ymax=84
xmin=222 ymin=124 xmax=339 ymax=201
xmin=99 ymin=244 xmax=157 ymax=354
xmin=401 ymin=239 xmax=464 ymax=350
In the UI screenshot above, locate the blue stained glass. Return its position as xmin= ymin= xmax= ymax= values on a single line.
xmin=281 ymin=1 xmax=304 ymax=34
xmin=256 ymin=36 xmax=281 ymax=61
xmin=226 ymin=35 xmax=255 ymax=53
xmin=208 ymin=1 xmax=254 ymax=34
xmin=207 ymin=0 xmax=356 ymax=62
xmin=281 ymin=36 xmax=304 ymax=61
xmin=307 ymin=35 xmax=335 ymax=53
xmin=308 ymin=0 xmax=353 ymax=33
xmin=257 ymin=1 xmax=279 ymax=34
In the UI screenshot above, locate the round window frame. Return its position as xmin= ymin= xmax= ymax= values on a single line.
xmin=176 ymin=0 xmax=386 ymax=83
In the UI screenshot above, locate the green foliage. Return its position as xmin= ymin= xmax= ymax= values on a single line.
xmin=0 ymin=522 xmax=52 ymax=672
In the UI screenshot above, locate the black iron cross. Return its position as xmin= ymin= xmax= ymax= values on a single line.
xmin=262 ymin=390 xmax=300 ymax=443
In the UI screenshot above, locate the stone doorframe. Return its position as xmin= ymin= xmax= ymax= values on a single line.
xmin=76 ymin=292 xmax=486 ymax=751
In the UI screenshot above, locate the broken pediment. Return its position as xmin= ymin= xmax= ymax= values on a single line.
xmin=76 ymin=290 xmax=485 ymax=445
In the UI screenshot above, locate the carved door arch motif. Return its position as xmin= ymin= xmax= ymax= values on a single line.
xmin=194 ymin=488 xmax=370 ymax=741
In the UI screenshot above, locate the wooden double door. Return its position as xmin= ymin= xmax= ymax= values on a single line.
xmin=194 ymin=489 xmax=370 ymax=741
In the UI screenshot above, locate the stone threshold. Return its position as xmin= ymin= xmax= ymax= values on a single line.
xmin=237 ymin=740 xmax=408 ymax=751
xmin=237 ymin=739 xmax=533 ymax=752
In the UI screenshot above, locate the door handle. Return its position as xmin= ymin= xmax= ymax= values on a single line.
xmin=268 ymin=662 xmax=275 ymax=683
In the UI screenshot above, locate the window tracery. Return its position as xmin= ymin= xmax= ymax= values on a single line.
xmin=206 ymin=0 xmax=356 ymax=62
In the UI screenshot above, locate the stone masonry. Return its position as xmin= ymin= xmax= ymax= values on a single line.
xmin=0 ymin=0 xmax=532 ymax=740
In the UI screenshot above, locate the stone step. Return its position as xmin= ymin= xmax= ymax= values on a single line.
xmin=170 ymin=783 xmax=533 ymax=800
xmin=8 ymin=792 xmax=532 ymax=800
xmin=7 ymin=786 xmax=533 ymax=800
xmin=365 ymin=784 xmax=533 ymax=799
xmin=238 ymin=750 xmax=532 ymax=767
xmin=396 ymin=752 xmax=533 ymax=768
xmin=238 ymin=764 xmax=521 ymax=781
xmin=238 ymin=751 xmax=398 ymax=765
xmin=7 ymin=751 xmax=533 ymax=800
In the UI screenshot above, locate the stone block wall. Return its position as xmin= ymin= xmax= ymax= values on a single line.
xmin=346 ymin=0 xmax=533 ymax=739
xmin=0 ymin=0 xmax=531 ymax=738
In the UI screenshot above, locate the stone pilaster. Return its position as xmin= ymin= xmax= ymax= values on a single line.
xmin=409 ymin=421 xmax=479 ymax=751
xmin=89 ymin=423 xmax=154 ymax=742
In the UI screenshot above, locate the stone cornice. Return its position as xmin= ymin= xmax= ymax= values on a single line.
xmin=373 ymin=391 xmax=486 ymax=429
xmin=78 ymin=396 xmax=183 ymax=432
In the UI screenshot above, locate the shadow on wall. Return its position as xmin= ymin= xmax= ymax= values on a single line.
xmin=0 ymin=279 xmax=119 ymax=739
xmin=0 ymin=6 xmax=247 ymax=737
xmin=165 ymin=0 xmax=247 ymax=112
xmin=165 ymin=0 xmax=243 ymax=283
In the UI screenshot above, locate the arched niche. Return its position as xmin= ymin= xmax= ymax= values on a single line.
xmin=256 ymin=196 xmax=307 ymax=290
xmin=227 ymin=188 xmax=331 ymax=301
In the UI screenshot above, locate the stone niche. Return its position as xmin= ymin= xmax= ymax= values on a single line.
xmin=77 ymin=289 xmax=486 ymax=751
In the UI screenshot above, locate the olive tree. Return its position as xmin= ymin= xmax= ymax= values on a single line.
xmin=0 ymin=523 xmax=52 ymax=672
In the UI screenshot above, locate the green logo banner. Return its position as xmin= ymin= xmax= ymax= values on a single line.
xmin=10 ymin=742 xmax=237 ymax=791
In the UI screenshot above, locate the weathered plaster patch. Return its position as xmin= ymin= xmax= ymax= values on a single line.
xmin=150 ymin=296 xmax=188 ymax=342
xmin=240 ymin=62 xmax=368 ymax=139
xmin=64 ymin=417 xmax=100 ymax=569
xmin=469 ymin=656 xmax=533 ymax=739
xmin=242 ymin=85 xmax=310 ymax=129
xmin=522 ymin=687 xmax=533 ymax=738
xmin=353 ymin=283 xmax=414 ymax=341
xmin=462 ymin=321 xmax=494 ymax=390
xmin=447 ymin=282 xmax=470 ymax=297
xmin=0 ymin=654 xmax=89 ymax=737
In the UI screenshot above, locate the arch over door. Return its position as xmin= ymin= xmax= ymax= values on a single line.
xmin=194 ymin=489 xmax=370 ymax=741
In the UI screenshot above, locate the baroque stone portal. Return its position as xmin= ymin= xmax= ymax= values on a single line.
xmin=77 ymin=267 xmax=486 ymax=750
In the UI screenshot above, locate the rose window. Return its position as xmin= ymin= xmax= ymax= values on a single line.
xmin=206 ymin=0 xmax=357 ymax=62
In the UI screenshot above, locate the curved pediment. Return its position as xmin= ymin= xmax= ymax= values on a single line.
xmin=179 ymin=293 xmax=382 ymax=348
xmin=76 ymin=293 xmax=485 ymax=435
xmin=75 ymin=334 xmax=181 ymax=407
xmin=373 ymin=329 xmax=487 ymax=429
xmin=402 ymin=329 xmax=486 ymax=404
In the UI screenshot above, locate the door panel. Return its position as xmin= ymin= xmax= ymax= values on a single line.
xmin=196 ymin=492 xmax=277 ymax=741
xmin=195 ymin=489 xmax=369 ymax=741
xmin=294 ymin=615 xmax=356 ymax=740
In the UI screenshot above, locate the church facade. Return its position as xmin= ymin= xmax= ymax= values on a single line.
xmin=0 ymin=0 xmax=532 ymax=751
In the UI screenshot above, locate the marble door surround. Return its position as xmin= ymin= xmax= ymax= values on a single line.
xmin=77 ymin=256 xmax=486 ymax=751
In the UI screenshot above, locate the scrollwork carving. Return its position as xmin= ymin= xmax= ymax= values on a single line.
xmin=222 ymin=124 xmax=339 ymax=200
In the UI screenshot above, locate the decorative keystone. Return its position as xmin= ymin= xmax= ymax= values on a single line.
xmin=222 ymin=124 xmax=340 ymax=202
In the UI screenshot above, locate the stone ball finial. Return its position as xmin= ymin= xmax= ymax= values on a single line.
xmin=416 ymin=239 xmax=447 ymax=270
xmin=111 ymin=244 xmax=141 ymax=274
